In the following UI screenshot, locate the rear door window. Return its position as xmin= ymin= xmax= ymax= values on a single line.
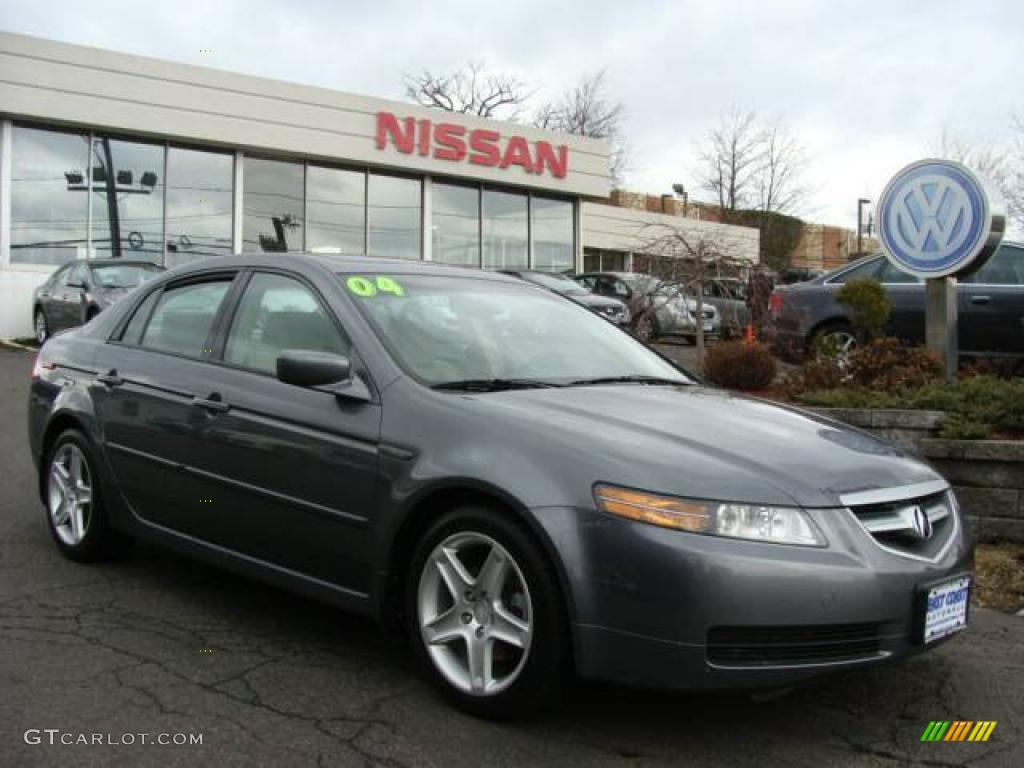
xmin=140 ymin=280 xmax=233 ymax=358
xmin=828 ymin=258 xmax=882 ymax=284
xmin=877 ymin=261 xmax=922 ymax=284
xmin=962 ymin=246 xmax=1024 ymax=285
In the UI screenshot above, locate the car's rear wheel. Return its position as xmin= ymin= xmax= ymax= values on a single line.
xmin=34 ymin=308 xmax=49 ymax=345
xmin=407 ymin=506 xmax=569 ymax=718
xmin=811 ymin=321 xmax=857 ymax=359
xmin=44 ymin=430 xmax=130 ymax=562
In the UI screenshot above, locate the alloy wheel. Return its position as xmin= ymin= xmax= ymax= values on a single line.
xmin=417 ymin=531 xmax=533 ymax=697
xmin=47 ymin=444 xmax=92 ymax=547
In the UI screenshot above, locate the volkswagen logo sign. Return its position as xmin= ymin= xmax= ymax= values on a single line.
xmin=910 ymin=505 xmax=934 ymax=540
xmin=878 ymin=159 xmax=1005 ymax=279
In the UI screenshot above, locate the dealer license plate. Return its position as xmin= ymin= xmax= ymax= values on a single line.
xmin=921 ymin=576 xmax=970 ymax=644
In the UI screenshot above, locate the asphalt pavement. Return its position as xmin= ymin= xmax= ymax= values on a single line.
xmin=0 ymin=345 xmax=1021 ymax=767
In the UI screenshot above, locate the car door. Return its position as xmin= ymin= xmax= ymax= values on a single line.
xmin=876 ymin=260 xmax=925 ymax=345
xmin=92 ymin=273 xmax=240 ymax=533
xmin=47 ymin=263 xmax=85 ymax=331
xmin=182 ymin=269 xmax=382 ymax=593
xmin=959 ymin=244 xmax=1024 ymax=356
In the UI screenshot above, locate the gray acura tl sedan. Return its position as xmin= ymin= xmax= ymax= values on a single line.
xmin=28 ymin=254 xmax=972 ymax=718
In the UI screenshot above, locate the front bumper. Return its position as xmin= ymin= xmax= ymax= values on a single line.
xmin=532 ymin=503 xmax=973 ymax=690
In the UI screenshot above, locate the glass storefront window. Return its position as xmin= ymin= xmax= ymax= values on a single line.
xmin=432 ymin=183 xmax=480 ymax=267
xmin=306 ymin=165 xmax=365 ymax=255
xmin=368 ymin=174 xmax=421 ymax=259
xmin=90 ymin=137 xmax=165 ymax=263
xmin=243 ymin=157 xmax=304 ymax=252
xmin=10 ymin=126 xmax=91 ymax=266
xmin=482 ymin=190 xmax=528 ymax=270
xmin=531 ymin=196 xmax=574 ymax=273
xmin=165 ymin=147 xmax=234 ymax=268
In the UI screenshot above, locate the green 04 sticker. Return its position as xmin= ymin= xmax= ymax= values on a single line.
xmin=346 ymin=276 xmax=405 ymax=297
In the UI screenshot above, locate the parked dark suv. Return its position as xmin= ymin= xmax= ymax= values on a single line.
xmin=770 ymin=243 xmax=1024 ymax=359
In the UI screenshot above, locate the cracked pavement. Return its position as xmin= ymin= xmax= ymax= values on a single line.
xmin=1 ymin=346 xmax=1021 ymax=767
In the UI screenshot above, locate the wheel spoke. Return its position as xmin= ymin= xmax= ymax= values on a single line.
xmin=69 ymin=503 xmax=85 ymax=542
xmin=490 ymin=603 xmax=530 ymax=649
xmin=476 ymin=546 xmax=508 ymax=598
xmin=467 ymin=636 xmax=493 ymax=694
xmin=435 ymin=546 xmax=474 ymax=600
xmin=52 ymin=499 xmax=71 ymax=526
xmin=423 ymin=607 xmax=465 ymax=646
xmin=69 ymin=450 xmax=84 ymax=486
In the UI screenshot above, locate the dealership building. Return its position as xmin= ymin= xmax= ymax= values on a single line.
xmin=0 ymin=32 xmax=758 ymax=338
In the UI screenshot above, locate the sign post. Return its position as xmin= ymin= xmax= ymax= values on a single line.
xmin=877 ymin=160 xmax=1006 ymax=381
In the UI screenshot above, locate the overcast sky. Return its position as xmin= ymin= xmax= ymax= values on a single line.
xmin=2 ymin=0 xmax=1021 ymax=230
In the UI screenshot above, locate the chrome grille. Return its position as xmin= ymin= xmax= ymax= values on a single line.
xmin=848 ymin=490 xmax=957 ymax=562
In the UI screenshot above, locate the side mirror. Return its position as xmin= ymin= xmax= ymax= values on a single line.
xmin=276 ymin=350 xmax=370 ymax=402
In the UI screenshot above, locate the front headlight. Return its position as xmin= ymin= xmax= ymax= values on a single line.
xmin=593 ymin=485 xmax=827 ymax=546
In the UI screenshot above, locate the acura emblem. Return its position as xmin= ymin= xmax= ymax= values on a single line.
xmin=910 ymin=505 xmax=933 ymax=540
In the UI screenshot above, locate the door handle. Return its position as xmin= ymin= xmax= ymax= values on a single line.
xmin=971 ymin=295 xmax=991 ymax=305
xmin=96 ymin=370 xmax=123 ymax=387
xmin=191 ymin=395 xmax=230 ymax=413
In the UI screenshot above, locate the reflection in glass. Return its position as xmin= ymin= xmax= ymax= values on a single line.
xmin=306 ymin=166 xmax=365 ymax=255
xmin=368 ymin=174 xmax=421 ymax=259
xmin=432 ymin=183 xmax=480 ymax=267
xmin=165 ymin=147 xmax=234 ymax=268
xmin=482 ymin=190 xmax=528 ymax=270
xmin=531 ymin=197 xmax=574 ymax=273
xmin=10 ymin=126 xmax=90 ymax=266
xmin=243 ymin=157 xmax=304 ymax=252
xmin=90 ymin=137 xmax=165 ymax=263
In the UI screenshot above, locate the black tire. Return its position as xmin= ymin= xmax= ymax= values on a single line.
xmin=42 ymin=429 xmax=131 ymax=562
xmin=406 ymin=505 xmax=570 ymax=719
xmin=34 ymin=308 xmax=49 ymax=345
xmin=85 ymin=306 xmax=100 ymax=322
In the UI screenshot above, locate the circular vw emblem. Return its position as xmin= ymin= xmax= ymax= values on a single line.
xmin=878 ymin=159 xmax=993 ymax=278
xmin=910 ymin=505 xmax=934 ymax=540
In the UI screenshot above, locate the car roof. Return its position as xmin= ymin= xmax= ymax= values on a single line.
xmin=160 ymin=252 xmax=525 ymax=284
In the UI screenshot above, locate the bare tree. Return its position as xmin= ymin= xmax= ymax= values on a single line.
xmin=756 ymin=120 xmax=809 ymax=216
xmin=403 ymin=61 xmax=530 ymax=120
xmin=936 ymin=125 xmax=1024 ymax=236
xmin=533 ymin=70 xmax=629 ymax=184
xmin=694 ymin=110 xmax=809 ymax=221
xmin=696 ymin=110 xmax=764 ymax=217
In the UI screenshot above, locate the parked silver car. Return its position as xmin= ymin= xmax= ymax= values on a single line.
xmin=575 ymin=272 xmax=719 ymax=343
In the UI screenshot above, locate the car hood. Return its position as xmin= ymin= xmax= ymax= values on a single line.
xmin=472 ymin=385 xmax=942 ymax=508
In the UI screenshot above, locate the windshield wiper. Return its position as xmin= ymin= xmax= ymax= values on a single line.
xmin=567 ymin=375 xmax=688 ymax=387
xmin=431 ymin=378 xmax=564 ymax=392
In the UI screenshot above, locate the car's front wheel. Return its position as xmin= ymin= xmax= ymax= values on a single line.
xmin=44 ymin=430 xmax=130 ymax=562
xmin=407 ymin=506 xmax=569 ymax=718
xmin=34 ymin=308 xmax=49 ymax=345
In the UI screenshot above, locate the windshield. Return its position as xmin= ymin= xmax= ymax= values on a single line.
xmin=524 ymin=272 xmax=587 ymax=295
xmin=92 ymin=263 xmax=163 ymax=289
xmin=342 ymin=273 xmax=689 ymax=387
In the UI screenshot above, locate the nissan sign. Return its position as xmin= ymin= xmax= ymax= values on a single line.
xmin=877 ymin=158 xmax=1005 ymax=279
xmin=375 ymin=111 xmax=569 ymax=178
